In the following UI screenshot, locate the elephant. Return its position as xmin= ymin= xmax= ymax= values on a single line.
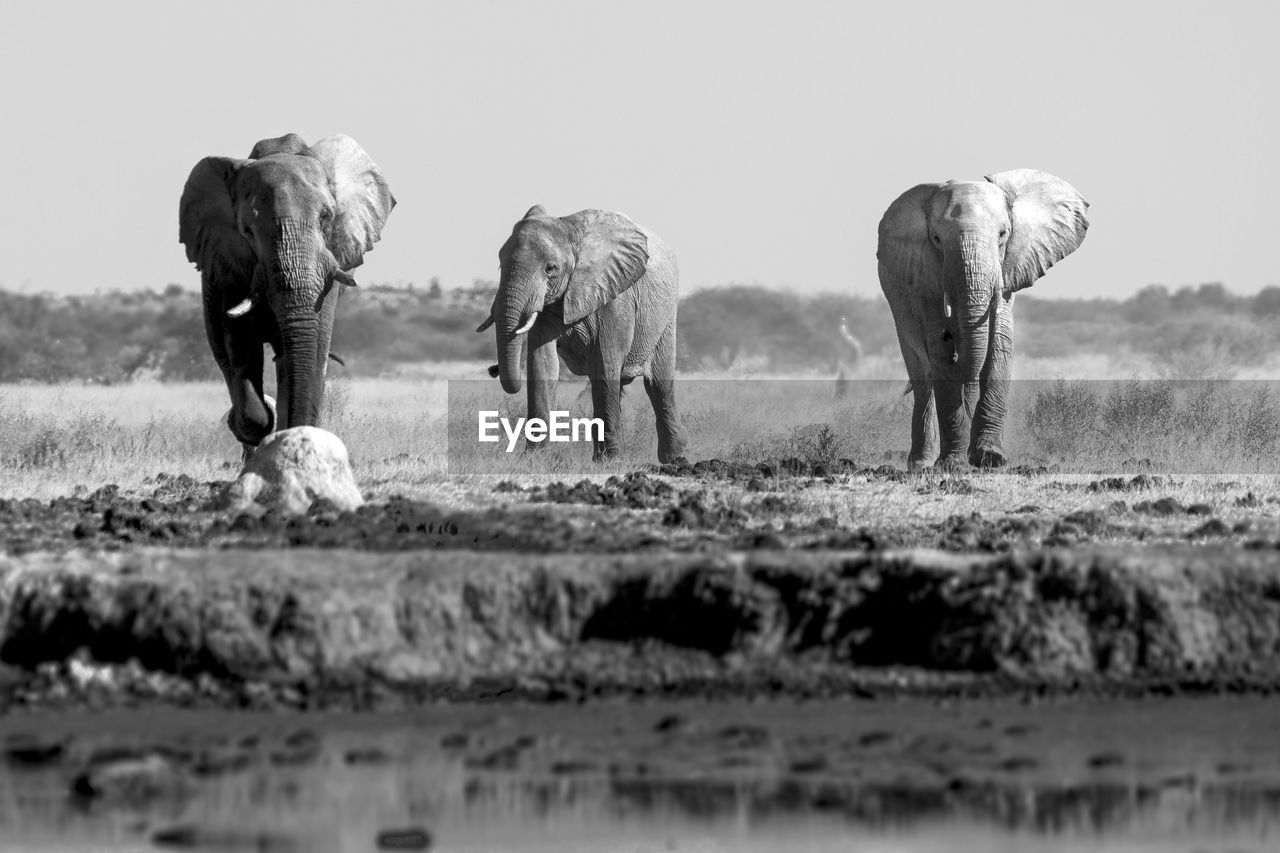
xmin=877 ymin=169 xmax=1088 ymax=470
xmin=476 ymin=206 xmax=686 ymax=462
xmin=179 ymin=133 xmax=394 ymax=459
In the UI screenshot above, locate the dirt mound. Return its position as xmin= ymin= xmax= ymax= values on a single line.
xmin=652 ymin=458 xmax=909 ymax=484
xmin=530 ymin=473 xmax=676 ymax=509
xmin=1088 ymin=474 xmax=1171 ymax=492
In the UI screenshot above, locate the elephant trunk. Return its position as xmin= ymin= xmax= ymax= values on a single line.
xmin=494 ymin=268 xmax=538 ymax=395
xmin=278 ymin=313 xmax=329 ymax=428
xmin=947 ymin=235 xmax=998 ymax=387
xmin=269 ymin=219 xmax=333 ymax=428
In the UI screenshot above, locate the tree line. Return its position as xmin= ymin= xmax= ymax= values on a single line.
xmin=0 ymin=281 xmax=1276 ymax=383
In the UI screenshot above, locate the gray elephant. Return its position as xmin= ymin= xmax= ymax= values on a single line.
xmin=179 ymin=133 xmax=394 ymax=458
xmin=877 ymin=169 xmax=1088 ymax=469
xmin=477 ymin=206 xmax=686 ymax=462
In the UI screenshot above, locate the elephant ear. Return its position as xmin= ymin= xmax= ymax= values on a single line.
xmin=985 ymin=169 xmax=1089 ymax=297
xmin=308 ymin=134 xmax=396 ymax=271
xmin=560 ymin=210 xmax=649 ymax=325
xmin=248 ymin=132 xmax=310 ymax=158
xmin=876 ymin=183 xmax=945 ymax=311
xmin=178 ymin=156 xmax=256 ymax=284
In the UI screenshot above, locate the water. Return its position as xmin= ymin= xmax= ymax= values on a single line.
xmin=0 ymin=696 xmax=1276 ymax=852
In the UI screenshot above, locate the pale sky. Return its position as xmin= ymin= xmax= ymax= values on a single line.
xmin=2 ymin=1 xmax=1276 ymax=299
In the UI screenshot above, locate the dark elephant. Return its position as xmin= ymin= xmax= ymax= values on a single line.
xmin=179 ymin=133 xmax=394 ymax=458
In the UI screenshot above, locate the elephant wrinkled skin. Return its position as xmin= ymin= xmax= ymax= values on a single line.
xmin=478 ymin=206 xmax=686 ymax=463
xmin=179 ymin=133 xmax=395 ymax=459
xmin=877 ymin=170 xmax=1089 ymax=470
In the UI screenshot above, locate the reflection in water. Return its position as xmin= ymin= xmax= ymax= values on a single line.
xmin=0 ymin=699 xmax=1277 ymax=852
xmin=607 ymin=776 xmax=1280 ymax=835
xmin=8 ymin=767 xmax=1277 ymax=851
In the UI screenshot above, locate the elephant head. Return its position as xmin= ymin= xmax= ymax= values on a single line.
xmin=476 ymin=206 xmax=649 ymax=395
xmin=879 ymin=170 xmax=1088 ymax=385
xmin=179 ymin=133 xmax=394 ymax=433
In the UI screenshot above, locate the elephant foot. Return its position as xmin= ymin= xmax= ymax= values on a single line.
xmin=936 ymin=452 xmax=971 ymax=472
xmin=658 ymin=443 xmax=687 ymax=465
xmin=226 ymin=395 xmax=277 ymax=450
xmin=907 ymin=453 xmax=935 ymax=472
xmin=593 ymin=446 xmax=621 ymax=463
xmin=969 ymin=445 xmax=1007 ymax=469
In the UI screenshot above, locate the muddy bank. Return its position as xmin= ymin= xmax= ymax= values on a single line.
xmin=0 ymin=545 xmax=1278 ymax=708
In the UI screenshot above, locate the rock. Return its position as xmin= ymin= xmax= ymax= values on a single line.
xmin=223 ymin=427 xmax=363 ymax=517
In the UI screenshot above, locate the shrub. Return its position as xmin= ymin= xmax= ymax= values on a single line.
xmin=790 ymin=423 xmax=847 ymax=466
xmin=1100 ymin=380 xmax=1176 ymax=452
xmin=1024 ymin=380 xmax=1099 ymax=460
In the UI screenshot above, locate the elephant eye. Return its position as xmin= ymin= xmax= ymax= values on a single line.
xmin=545 ymin=263 xmax=558 ymax=276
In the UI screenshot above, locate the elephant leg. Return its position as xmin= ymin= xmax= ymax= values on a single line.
xmin=970 ymin=296 xmax=1013 ymax=468
xmin=227 ymin=329 xmax=272 ymax=447
xmin=525 ymin=326 xmax=561 ymax=453
xmin=927 ymin=318 xmax=974 ymax=469
xmin=590 ymin=375 xmax=624 ymax=460
xmin=204 ymin=278 xmax=273 ymax=454
xmin=588 ymin=343 xmax=626 ymax=462
xmin=892 ymin=316 xmax=938 ymax=469
xmin=908 ymin=379 xmax=937 ymax=470
xmin=643 ymin=320 xmax=686 ymax=463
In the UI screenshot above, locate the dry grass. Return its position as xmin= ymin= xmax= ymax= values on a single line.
xmin=5 ymin=353 xmax=1280 ymax=503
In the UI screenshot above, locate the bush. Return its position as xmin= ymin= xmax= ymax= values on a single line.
xmin=1024 ymin=380 xmax=1099 ymax=459
xmin=1100 ymin=380 xmax=1177 ymax=450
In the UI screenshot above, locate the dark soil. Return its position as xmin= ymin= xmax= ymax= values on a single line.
xmin=3 ymin=462 xmax=1280 ymax=710
xmin=3 ymin=466 xmax=1269 ymax=556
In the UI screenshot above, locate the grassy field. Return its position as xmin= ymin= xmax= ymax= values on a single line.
xmin=5 ymin=352 xmax=1280 ymax=528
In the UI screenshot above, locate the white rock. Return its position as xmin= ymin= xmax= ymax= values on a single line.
xmin=224 ymin=427 xmax=363 ymax=516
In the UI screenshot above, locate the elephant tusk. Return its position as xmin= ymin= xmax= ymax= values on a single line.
xmin=333 ymin=269 xmax=357 ymax=288
xmin=514 ymin=311 xmax=539 ymax=335
xmin=328 ymin=352 xmax=346 ymax=367
xmin=476 ymin=313 xmax=495 ymax=333
xmin=487 ymin=364 xmax=500 ymax=378
xmin=942 ymin=292 xmax=952 ymax=319
xmin=227 ymin=298 xmax=255 ymax=318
